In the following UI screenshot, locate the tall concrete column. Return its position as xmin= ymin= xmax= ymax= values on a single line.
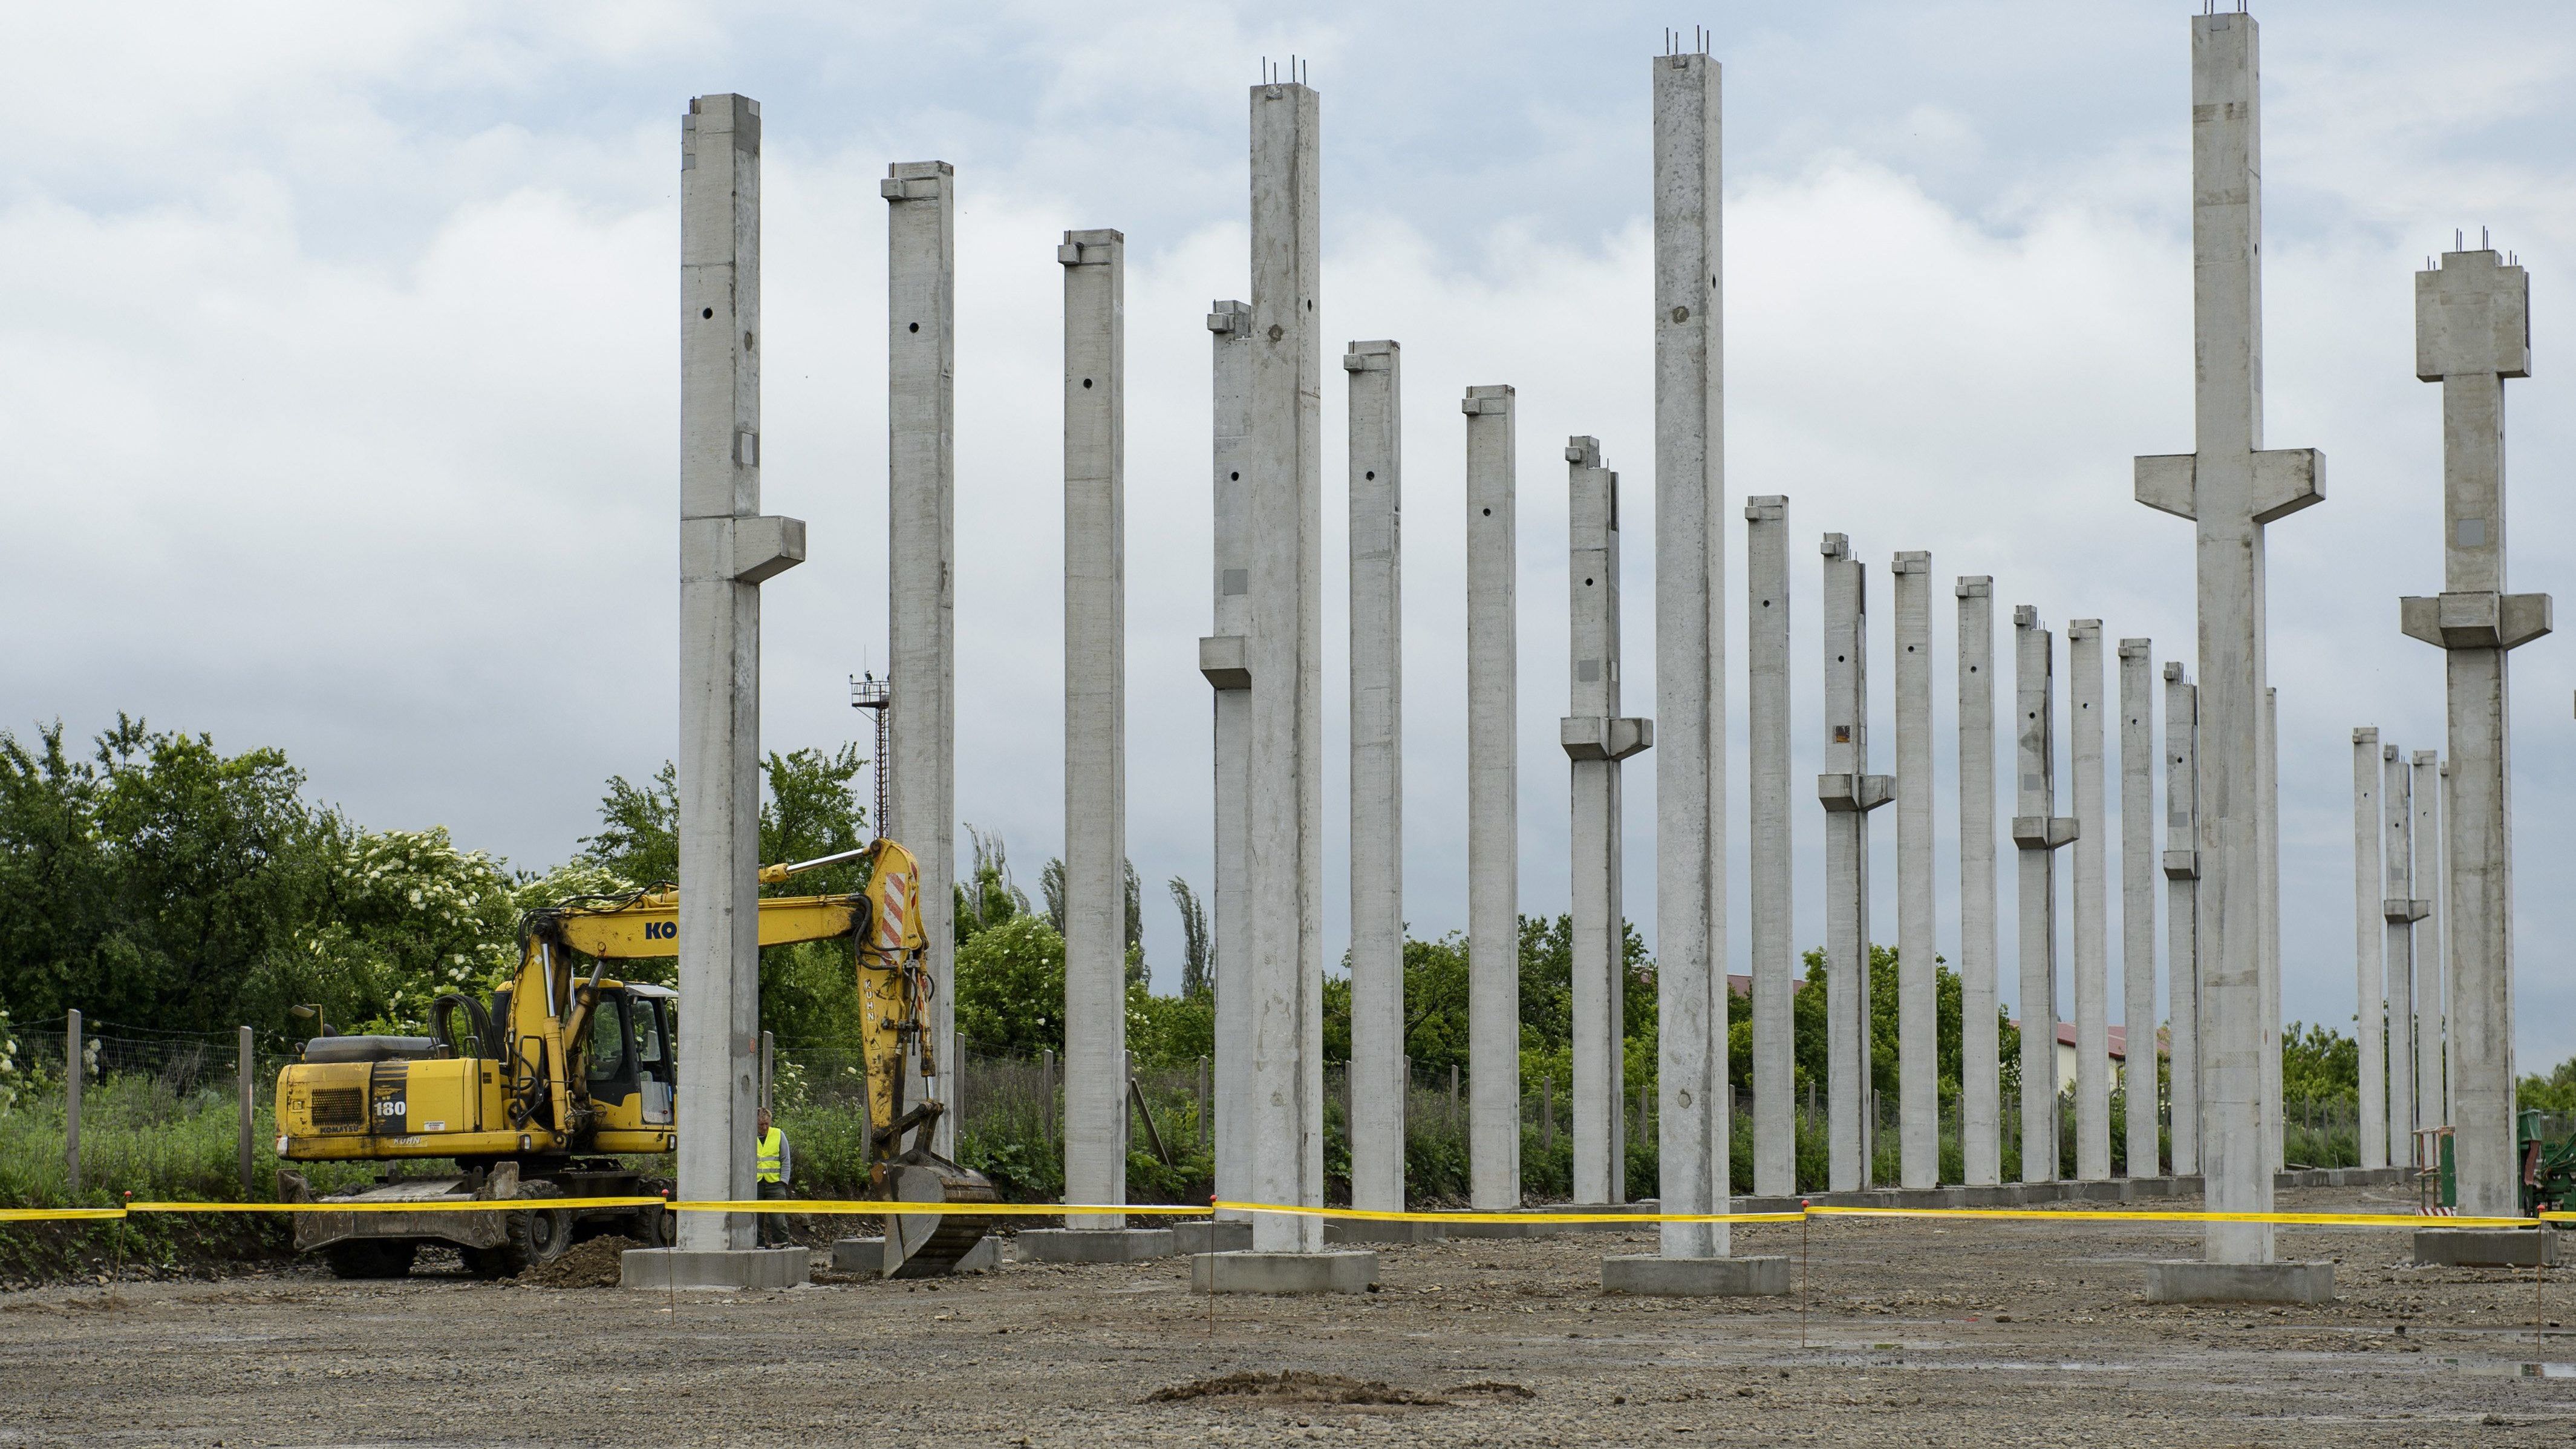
xmin=1891 ymin=552 xmax=1937 ymax=1189
xmin=1649 ymin=45 xmax=1727 ymax=1263
xmin=2118 ymin=639 xmax=2159 ymax=1177
xmin=1200 ymin=300 xmax=1254 ymax=1223
xmin=2010 ymin=607 xmax=2075 ymax=1184
xmin=2351 ymin=728 xmax=2387 ymax=1169
xmin=2163 ymin=664 xmax=2202 ymax=1174
xmin=1464 ymin=383 xmax=1519 ymax=1211
xmin=676 ymin=93 xmax=805 ymax=1261
xmin=1242 ymin=77 xmax=1328 ymax=1261
xmin=1957 ymin=578 xmax=2002 ymax=1186
xmin=2069 ymin=622 xmax=2110 ymax=1182
xmin=1060 ymin=229 xmax=1128 ymax=1230
xmin=1746 ymin=497 xmax=1794 ymax=1197
xmin=2382 ymin=744 xmax=2424 ymax=1168
xmin=2134 ymin=11 xmax=2325 ymax=1280
xmin=1347 ymin=340 xmax=1406 ymax=1216
xmin=2261 ymin=688 xmax=2283 ymax=1173
xmin=2402 ymin=244 xmax=2543 ymax=1220
xmin=1566 ymin=437 xmax=1649 ymax=1206
xmin=2415 ymin=750 xmax=2447 ymax=1136
xmin=1819 ymin=535 xmax=1891 ymax=1193
xmin=885 ymin=157 xmax=960 ymax=1154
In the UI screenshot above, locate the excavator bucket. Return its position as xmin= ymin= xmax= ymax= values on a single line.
xmin=881 ymin=1155 xmax=999 ymax=1278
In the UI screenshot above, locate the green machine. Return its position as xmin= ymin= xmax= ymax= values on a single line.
xmin=2430 ymin=1111 xmax=2576 ymax=1216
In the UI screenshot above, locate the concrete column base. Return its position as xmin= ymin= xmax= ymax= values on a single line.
xmin=2415 ymin=1228 xmax=2558 ymax=1267
xmin=1172 ymin=1220 xmax=1252 ymax=1254
xmin=1015 ymin=1228 xmax=1176 ymax=1264
xmin=829 ymin=1235 xmax=1001 ymax=1275
xmin=620 ymin=1246 xmax=809 ymax=1290
xmin=1191 ymin=1250 xmax=1379 ymax=1294
xmin=1327 ymin=1218 xmax=1447 ymax=1245
xmin=1602 ymin=1254 xmax=1792 ymax=1297
xmin=2142 ymin=1260 xmax=2333 ymax=1304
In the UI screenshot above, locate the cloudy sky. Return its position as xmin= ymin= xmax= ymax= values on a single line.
xmin=7 ymin=2 xmax=2572 ymax=1067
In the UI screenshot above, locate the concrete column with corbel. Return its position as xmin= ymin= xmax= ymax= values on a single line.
xmin=2010 ymin=606 xmax=2075 ymax=1184
xmin=1891 ymin=552 xmax=1937 ymax=1189
xmin=1346 ymin=339 xmax=1406 ymax=1218
xmin=2413 ymin=749 xmax=2446 ymax=1141
xmin=1958 ymin=578 xmax=2002 ymax=1186
xmin=1819 ymin=534 xmax=1892 ymax=1192
xmin=2352 ymin=727 xmax=2387 ymax=1169
xmin=1565 ymin=436 xmax=1650 ymax=1206
xmin=2401 ymin=243 xmax=2546 ymax=1221
xmin=1199 ymin=299 xmax=1254 ymax=1223
xmin=1746 ymin=497 xmax=1795 ymax=1196
xmin=2164 ymin=663 xmax=2201 ymax=1173
xmin=2382 ymin=744 xmax=2428 ymax=1169
xmin=2118 ymin=639 xmax=2159 ymax=1177
xmin=2068 ymin=621 xmax=2110 ymax=1182
xmin=1464 ymin=384 xmax=1520 ymax=1211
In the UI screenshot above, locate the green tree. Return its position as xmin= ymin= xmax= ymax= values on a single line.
xmin=1170 ymin=877 xmax=1211 ymax=999
xmin=954 ymin=913 xmax=1065 ymax=1057
xmin=2520 ymin=1056 xmax=2576 ymax=1111
xmin=2281 ymin=1022 xmax=2359 ymax=1104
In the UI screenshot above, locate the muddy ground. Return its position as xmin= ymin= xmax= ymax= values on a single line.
xmin=1 ymin=1185 xmax=2571 ymax=1446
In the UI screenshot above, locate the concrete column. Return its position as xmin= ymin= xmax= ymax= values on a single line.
xmin=1193 ymin=304 xmax=1257 ymax=1217
xmin=2163 ymin=664 xmax=2202 ymax=1174
xmin=2069 ymin=621 xmax=2110 ymax=1182
xmin=1200 ymin=299 xmax=1254 ymax=1222
xmin=1464 ymin=382 xmax=1519 ymax=1210
xmin=1957 ymin=578 xmax=2001 ymax=1186
xmin=2382 ymin=744 xmax=2425 ymax=1169
xmin=2010 ymin=607 xmax=2075 ymax=1184
xmin=1060 ymin=229 xmax=1127 ymax=1230
xmin=1745 ymin=497 xmax=1794 ymax=1197
xmin=2133 ymin=11 xmax=2325 ymax=1275
xmin=885 ymin=157 xmax=959 ymax=1154
xmin=1819 ymin=535 xmax=1892 ymax=1193
xmin=677 ymin=94 xmax=806 ymax=1258
xmin=2351 ymin=728 xmax=2387 ymax=1169
xmin=1649 ymin=44 xmax=1728 ymax=1263
xmin=1347 ymin=339 xmax=1406 ymax=1215
xmin=1242 ymin=77 xmax=1329 ymax=1260
xmin=1891 ymin=552 xmax=1937 ymax=1189
xmin=2415 ymin=750 xmax=2446 ymax=1137
xmin=2119 ymin=639 xmax=2158 ymax=1177
xmin=1566 ymin=437 xmax=1651 ymax=1206
xmin=2261 ymin=688 xmax=2283 ymax=1173
xmin=2402 ymin=244 xmax=2543 ymax=1220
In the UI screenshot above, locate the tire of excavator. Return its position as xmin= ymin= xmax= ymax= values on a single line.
xmin=323 ymin=1239 xmax=419 ymax=1280
xmin=462 ymin=1201 xmax=573 ymax=1278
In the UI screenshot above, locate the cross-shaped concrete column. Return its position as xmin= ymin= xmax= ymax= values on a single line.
xmin=1819 ymin=534 xmax=1891 ymax=1192
xmin=2132 ymin=11 xmax=2324 ymax=1273
xmin=2164 ymin=664 xmax=2201 ymax=1174
xmin=2382 ymin=744 xmax=2429 ymax=1170
xmin=2118 ymin=639 xmax=2160 ymax=1179
xmin=2351 ymin=727 xmax=2387 ymax=1169
xmin=1565 ymin=437 xmax=1651 ymax=1208
xmin=1891 ymin=552 xmax=1939 ymax=1191
xmin=1199 ymin=299 xmax=1254 ymax=1225
xmin=2010 ymin=607 xmax=2075 ymax=1185
xmin=2402 ymin=244 xmax=2546 ymax=1220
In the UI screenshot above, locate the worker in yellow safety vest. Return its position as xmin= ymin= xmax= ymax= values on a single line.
xmin=754 ymin=1108 xmax=792 ymax=1248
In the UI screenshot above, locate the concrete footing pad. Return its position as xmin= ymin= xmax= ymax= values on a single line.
xmin=1327 ymin=1218 xmax=1447 ymax=1245
xmin=1191 ymin=1250 xmax=1379 ymax=1294
xmin=1014 ymin=1228 xmax=1175 ymax=1263
xmin=620 ymin=1246 xmax=810 ymax=1290
xmin=1172 ymin=1220 xmax=1252 ymax=1254
xmin=1600 ymin=1254 xmax=1792 ymax=1297
xmin=829 ymin=1235 xmax=1002 ymax=1275
xmin=2142 ymin=1260 xmax=2333 ymax=1304
xmin=2415 ymin=1228 xmax=2558 ymax=1267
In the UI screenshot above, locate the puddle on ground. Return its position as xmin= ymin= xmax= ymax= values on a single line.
xmin=2445 ymin=1359 xmax=2576 ymax=1378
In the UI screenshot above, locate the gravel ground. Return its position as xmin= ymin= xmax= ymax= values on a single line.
xmin=2 ymin=1186 xmax=2571 ymax=1446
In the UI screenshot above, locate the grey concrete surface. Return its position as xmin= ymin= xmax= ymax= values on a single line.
xmin=1016 ymin=1228 xmax=1175 ymax=1264
xmin=1464 ymin=382 xmax=1519 ymax=1211
xmin=2413 ymin=1228 xmax=2558 ymax=1267
xmin=2164 ymin=663 xmax=2202 ymax=1174
xmin=2262 ymin=688 xmax=2284 ymax=1176
xmin=1746 ymin=497 xmax=1795 ymax=1198
xmin=1650 ymin=45 xmax=1729 ymax=1261
xmin=1818 ymin=534 xmax=1890 ymax=1193
xmin=2402 ymin=244 xmax=2543 ymax=1219
xmin=2143 ymin=1260 xmax=2333 ymax=1304
xmin=884 ymin=155 xmax=960 ymax=1156
xmin=2010 ymin=606 xmax=2073 ymax=1184
xmin=620 ymin=1246 xmax=810 ymax=1291
xmin=1059 ymin=228 xmax=1129 ymax=1231
xmin=832 ymin=1235 xmax=1000 ymax=1275
xmin=2353 ymin=728 xmax=2387 ymax=1169
xmin=677 ymin=94 xmax=803 ymax=1254
xmin=2131 ymin=12 xmax=2324 ymax=1264
xmin=1345 ymin=338 xmax=1406 ymax=1218
xmin=2414 ymin=750 xmax=2447 ymax=1139
xmin=2118 ymin=639 xmax=2159 ymax=1177
xmin=1957 ymin=578 xmax=2001 ymax=1186
xmin=2069 ymin=621 xmax=2110 ymax=1182
xmin=2382 ymin=744 xmax=2425 ymax=1169
xmin=1201 ymin=298 xmax=1254 ymax=1224
xmin=1891 ymin=551 xmax=1937 ymax=1191
xmin=1193 ymin=1249 xmax=1379 ymax=1295
xmin=1243 ymin=79 xmax=1326 ymax=1255
xmin=1172 ymin=1220 xmax=1252 ymax=1255
xmin=1602 ymin=1253 xmax=1791 ymax=1297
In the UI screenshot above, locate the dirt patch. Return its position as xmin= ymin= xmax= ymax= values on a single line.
xmin=1146 ymin=1370 xmax=1447 ymax=1406
xmin=514 ymin=1235 xmax=641 ymax=1289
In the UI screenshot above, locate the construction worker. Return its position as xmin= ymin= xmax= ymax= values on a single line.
xmin=754 ymin=1108 xmax=792 ymax=1248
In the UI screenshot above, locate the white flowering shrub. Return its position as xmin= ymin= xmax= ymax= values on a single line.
xmin=294 ymin=826 xmax=520 ymax=1032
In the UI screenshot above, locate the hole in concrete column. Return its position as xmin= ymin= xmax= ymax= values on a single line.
xmin=702 ymin=307 xmax=714 ymax=319
xmin=1585 ymin=578 xmax=1595 ymax=586
xmin=1365 ymin=471 xmax=1375 ymax=480
xmin=909 ymin=322 xmax=920 ymax=333
xmin=1083 ymin=379 xmax=1094 ymax=388
xmin=1837 ymin=655 xmax=1846 ymax=662
xmin=1906 ymin=645 xmax=1915 ymax=652
xmin=744 ymin=331 xmax=755 ymax=350
xmin=1969 ymin=666 xmax=1978 ymax=673
xmin=1482 ymin=508 xmax=1492 ymax=516
xmin=1230 ymin=471 xmax=1241 ymax=481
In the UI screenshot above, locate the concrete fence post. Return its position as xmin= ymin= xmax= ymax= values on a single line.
xmin=66 ymin=1009 xmax=82 ymax=1196
xmin=238 ymin=1025 xmax=255 ymax=1200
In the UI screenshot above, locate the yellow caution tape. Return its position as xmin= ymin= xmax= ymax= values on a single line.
xmin=125 ymin=1198 xmax=671 ymax=1215
xmin=1804 ymin=1204 xmax=2538 ymax=1229
xmin=1211 ymin=1200 xmax=1805 ymax=1225
xmin=0 ymin=1208 xmax=127 ymax=1223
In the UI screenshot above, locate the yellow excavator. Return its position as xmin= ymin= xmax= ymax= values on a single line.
xmin=273 ymin=837 xmax=994 ymax=1279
